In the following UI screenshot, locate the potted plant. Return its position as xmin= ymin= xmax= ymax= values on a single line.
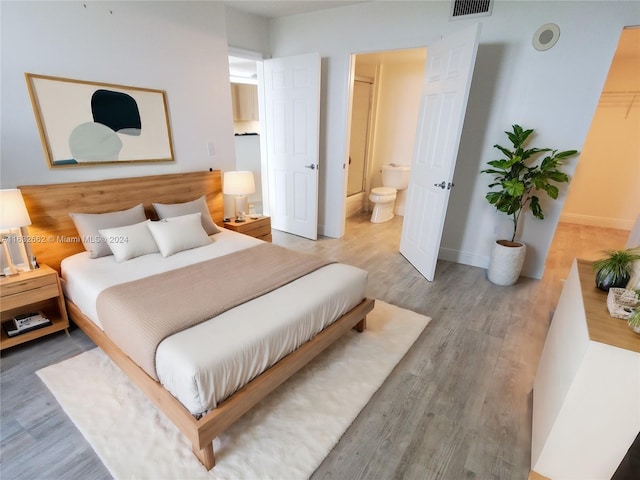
xmin=592 ymin=248 xmax=640 ymax=291
xmin=481 ymin=124 xmax=578 ymax=285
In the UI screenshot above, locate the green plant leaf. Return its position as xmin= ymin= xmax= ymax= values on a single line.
xmin=628 ymin=308 xmax=640 ymax=328
xmin=508 ymin=125 xmax=534 ymax=148
xmin=554 ymin=149 xmax=578 ymax=159
xmin=545 ymin=184 xmax=559 ymax=199
xmin=486 ymin=192 xmax=502 ymax=204
xmin=496 ymin=201 xmax=512 ymax=213
xmin=494 ymin=144 xmax=514 ymax=159
xmin=485 ymin=159 xmax=512 ymax=170
xmin=503 ymin=179 xmax=525 ymax=197
xmin=540 ymin=156 xmax=556 ymax=171
xmin=530 ymin=196 xmax=543 ymax=219
xmin=548 ymin=171 xmax=569 ymax=183
xmin=532 ymin=177 xmax=547 ymax=190
xmin=521 ymin=147 xmax=551 ymax=161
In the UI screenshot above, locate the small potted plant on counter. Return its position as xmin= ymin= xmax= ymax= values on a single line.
xmin=481 ymin=124 xmax=578 ymax=285
xmin=592 ymin=247 xmax=640 ymax=291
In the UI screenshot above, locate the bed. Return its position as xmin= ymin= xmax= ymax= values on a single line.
xmin=19 ymin=170 xmax=374 ymax=470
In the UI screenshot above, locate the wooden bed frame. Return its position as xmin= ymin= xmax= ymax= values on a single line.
xmin=19 ymin=170 xmax=374 ymax=470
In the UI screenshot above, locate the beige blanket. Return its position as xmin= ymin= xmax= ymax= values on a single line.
xmin=96 ymin=243 xmax=332 ymax=380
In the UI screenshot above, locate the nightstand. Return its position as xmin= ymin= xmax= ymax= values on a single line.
xmin=224 ymin=216 xmax=272 ymax=242
xmin=0 ymin=265 xmax=70 ymax=350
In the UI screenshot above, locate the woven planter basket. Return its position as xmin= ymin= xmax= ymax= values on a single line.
xmin=606 ymin=288 xmax=639 ymax=319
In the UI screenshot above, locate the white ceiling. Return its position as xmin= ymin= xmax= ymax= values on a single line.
xmin=223 ymin=1 xmax=367 ymax=19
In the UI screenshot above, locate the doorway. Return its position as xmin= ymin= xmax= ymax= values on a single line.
xmin=557 ymin=27 xmax=639 ymax=232
xmin=547 ymin=26 xmax=639 ymax=275
xmin=228 ymin=52 xmax=265 ymax=217
xmin=345 ymin=48 xmax=427 ymax=220
xmin=228 ymin=51 xmax=322 ymax=240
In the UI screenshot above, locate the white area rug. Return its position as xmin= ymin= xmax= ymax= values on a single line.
xmin=37 ymin=300 xmax=430 ymax=480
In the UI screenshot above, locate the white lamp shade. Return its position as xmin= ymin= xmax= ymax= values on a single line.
xmin=223 ymin=171 xmax=255 ymax=196
xmin=0 ymin=189 xmax=32 ymax=229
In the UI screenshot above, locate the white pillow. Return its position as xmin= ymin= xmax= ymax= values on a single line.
xmin=147 ymin=213 xmax=212 ymax=257
xmin=152 ymin=196 xmax=221 ymax=235
xmin=69 ymin=204 xmax=147 ymax=258
xmin=98 ymin=220 xmax=159 ymax=262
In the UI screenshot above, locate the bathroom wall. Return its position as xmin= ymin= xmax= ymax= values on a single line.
xmin=367 ymin=50 xmax=426 ymax=192
xmin=353 ymin=49 xmax=426 ymax=214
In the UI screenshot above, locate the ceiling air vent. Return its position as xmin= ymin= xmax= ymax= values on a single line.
xmin=450 ymin=0 xmax=493 ymax=20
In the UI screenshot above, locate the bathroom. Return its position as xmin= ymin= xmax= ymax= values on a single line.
xmin=346 ymin=48 xmax=427 ymax=223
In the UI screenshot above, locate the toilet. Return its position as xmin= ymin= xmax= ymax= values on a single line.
xmin=369 ymin=164 xmax=411 ymax=223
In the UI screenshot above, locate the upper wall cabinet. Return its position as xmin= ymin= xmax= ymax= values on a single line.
xmin=231 ymin=83 xmax=259 ymax=121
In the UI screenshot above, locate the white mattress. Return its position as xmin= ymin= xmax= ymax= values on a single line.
xmin=61 ymin=229 xmax=368 ymax=415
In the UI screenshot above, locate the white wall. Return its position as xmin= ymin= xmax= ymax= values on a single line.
xmin=1 ymin=1 xmax=236 ymax=188
xmin=268 ymin=1 xmax=640 ymax=279
xmin=224 ymin=5 xmax=270 ymax=55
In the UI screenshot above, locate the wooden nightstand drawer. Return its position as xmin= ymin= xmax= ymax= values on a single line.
xmin=2 ymin=283 xmax=60 ymax=311
xmin=1 ymin=273 xmax=56 ymax=297
xmin=224 ymin=216 xmax=272 ymax=242
xmin=241 ymin=222 xmax=271 ymax=238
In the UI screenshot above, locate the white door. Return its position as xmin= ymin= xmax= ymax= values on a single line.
xmin=400 ymin=24 xmax=481 ymax=281
xmin=261 ymin=53 xmax=321 ymax=240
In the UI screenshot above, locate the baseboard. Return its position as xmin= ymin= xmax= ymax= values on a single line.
xmin=439 ymin=247 xmax=543 ymax=279
xmin=438 ymin=247 xmax=488 ymax=269
xmin=559 ymin=213 xmax=634 ymax=230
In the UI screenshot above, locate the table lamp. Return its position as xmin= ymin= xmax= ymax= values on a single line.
xmin=0 ymin=189 xmax=32 ymax=275
xmin=223 ymin=171 xmax=255 ymax=222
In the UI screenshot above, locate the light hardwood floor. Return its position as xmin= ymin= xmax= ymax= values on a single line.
xmin=0 ymin=216 xmax=630 ymax=479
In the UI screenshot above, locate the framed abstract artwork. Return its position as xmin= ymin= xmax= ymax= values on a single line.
xmin=25 ymin=73 xmax=175 ymax=167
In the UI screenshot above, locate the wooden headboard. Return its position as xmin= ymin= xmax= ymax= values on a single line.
xmin=19 ymin=170 xmax=223 ymax=273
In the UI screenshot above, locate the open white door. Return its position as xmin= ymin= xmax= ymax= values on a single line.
xmin=400 ymin=24 xmax=481 ymax=281
xmin=261 ymin=53 xmax=321 ymax=240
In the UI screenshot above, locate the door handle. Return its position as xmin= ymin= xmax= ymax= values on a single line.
xmin=305 ymin=164 xmax=317 ymax=170
xmin=447 ymin=182 xmax=455 ymax=190
xmin=434 ymin=181 xmax=446 ymax=189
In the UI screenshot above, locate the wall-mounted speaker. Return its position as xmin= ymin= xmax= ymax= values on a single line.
xmin=533 ymin=23 xmax=560 ymax=51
